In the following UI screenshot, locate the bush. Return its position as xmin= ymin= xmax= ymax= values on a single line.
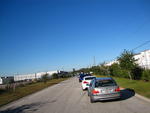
xmin=41 ymin=73 xmax=49 ymax=83
xmin=52 ymin=73 xmax=59 ymax=79
xmin=131 ymin=66 xmax=143 ymax=80
xmin=120 ymin=69 xmax=129 ymax=78
xmin=90 ymin=66 xmax=109 ymax=75
xmin=142 ymin=69 xmax=150 ymax=81
xmin=109 ymin=63 xmax=121 ymax=77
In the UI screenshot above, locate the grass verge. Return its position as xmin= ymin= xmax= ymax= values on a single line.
xmin=96 ymin=75 xmax=150 ymax=99
xmin=0 ymin=78 xmax=68 ymax=107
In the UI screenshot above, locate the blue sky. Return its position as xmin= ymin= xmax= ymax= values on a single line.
xmin=0 ymin=0 xmax=150 ymax=75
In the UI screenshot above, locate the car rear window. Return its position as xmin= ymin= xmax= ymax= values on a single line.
xmin=85 ymin=77 xmax=96 ymax=80
xmin=95 ymin=79 xmax=117 ymax=87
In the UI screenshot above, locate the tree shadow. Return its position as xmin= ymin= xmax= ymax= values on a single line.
xmin=0 ymin=102 xmax=47 ymax=113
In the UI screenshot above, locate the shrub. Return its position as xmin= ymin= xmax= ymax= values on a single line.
xmin=52 ymin=73 xmax=59 ymax=79
xmin=120 ymin=69 xmax=129 ymax=78
xmin=109 ymin=63 xmax=121 ymax=77
xmin=142 ymin=69 xmax=150 ymax=81
xmin=41 ymin=73 xmax=49 ymax=83
xmin=131 ymin=66 xmax=143 ymax=80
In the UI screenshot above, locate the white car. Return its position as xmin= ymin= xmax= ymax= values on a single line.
xmin=81 ymin=76 xmax=96 ymax=90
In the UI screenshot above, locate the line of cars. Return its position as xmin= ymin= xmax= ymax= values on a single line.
xmin=78 ymin=73 xmax=121 ymax=103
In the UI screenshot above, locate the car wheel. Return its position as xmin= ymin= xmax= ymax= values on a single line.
xmin=116 ymin=97 xmax=121 ymax=101
xmin=87 ymin=91 xmax=90 ymax=96
xmin=90 ymin=96 xmax=95 ymax=103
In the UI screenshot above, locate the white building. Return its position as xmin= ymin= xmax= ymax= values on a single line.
xmin=14 ymin=70 xmax=59 ymax=82
xmin=104 ymin=60 xmax=119 ymax=66
xmin=14 ymin=73 xmax=36 ymax=82
xmin=0 ymin=77 xmax=3 ymax=84
xmin=105 ymin=49 xmax=150 ymax=69
xmin=47 ymin=70 xmax=58 ymax=75
xmin=134 ymin=50 xmax=150 ymax=69
xmin=35 ymin=72 xmax=46 ymax=79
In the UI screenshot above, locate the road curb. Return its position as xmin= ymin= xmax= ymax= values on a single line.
xmin=120 ymin=87 xmax=150 ymax=103
xmin=135 ymin=93 xmax=150 ymax=103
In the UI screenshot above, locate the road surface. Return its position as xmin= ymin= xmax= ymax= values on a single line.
xmin=0 ymin=77 xmax=150 ymax=113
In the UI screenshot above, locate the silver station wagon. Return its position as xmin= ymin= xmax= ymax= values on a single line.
xmin=88 ymin=77 xmax=121 ymax=103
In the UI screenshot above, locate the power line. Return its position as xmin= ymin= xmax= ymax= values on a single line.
xmin=128 ymin=19 xmax=150 ymax=51
xmin=132 ymin=40 xmax=150 ymax=51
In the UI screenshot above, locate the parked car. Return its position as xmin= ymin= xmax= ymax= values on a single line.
xmin=81 ymin=76 xmax=96 ymax=90
xmin=79 ymin=74 xmax=92 ymax=82
xmin=88 ymin=77 xmax=121 ymax=103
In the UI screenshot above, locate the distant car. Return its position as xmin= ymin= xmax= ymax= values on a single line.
xmin=88 ymin=77 xmax=121 ymax=103
xmin=81 ymin=76 xmax=96 ymax=90
xmin=79 ymin=74 xmax=91 ymax=82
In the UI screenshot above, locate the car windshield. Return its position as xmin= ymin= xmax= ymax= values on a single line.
xmin=79 ymin=74 xmax=85 ymax=77
xmin=95 ymin=79 xmax=117 ymax=87
xmin=85 ymin=77 xmax=96 ymax=80
xmin=85 ymin=74 xmax=92 ymax=76
xmin=80 ymin=74 xmax=88 ymax=78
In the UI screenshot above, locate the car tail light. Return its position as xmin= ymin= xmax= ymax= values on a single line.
xmin=115 ymin=87 xmax=120 ymax=92
xmin=92 ymin=89 xmax=100 ymax=94
xmin=83 ymin=81 xmax=89 ymax=84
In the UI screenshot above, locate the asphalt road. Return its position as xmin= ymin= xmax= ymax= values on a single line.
xmin=0 ymin=77 xmax=150 ymax=113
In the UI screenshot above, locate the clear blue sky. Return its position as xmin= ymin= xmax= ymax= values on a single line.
xmin=0 ymin=0 xmax=150 ymax=75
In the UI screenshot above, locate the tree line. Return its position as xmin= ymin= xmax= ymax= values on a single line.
xmin=77 ymin=50 xmax=150 ymax=81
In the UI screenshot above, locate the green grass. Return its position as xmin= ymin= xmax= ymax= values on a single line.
xmin=0 ymin=78 xmax=68 ymax=107
xmin=96 ymin=75 xmax=150 ymax=98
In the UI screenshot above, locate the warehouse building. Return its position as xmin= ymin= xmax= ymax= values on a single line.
xmin=134 ymin=49 xmax=150 ymax=69
xmin=14 ymin=70 xmax=59 ymax=82
xmin=0 ymin=76 xmax=14 ymax=84
xmin=105 ymin=49 xmax=150 ymax=69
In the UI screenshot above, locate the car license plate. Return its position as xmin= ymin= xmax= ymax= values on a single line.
xmin=101 ymin=90 xmax=106 ymax=93
xmin=107 ymin=89 xmax=113 ymax=93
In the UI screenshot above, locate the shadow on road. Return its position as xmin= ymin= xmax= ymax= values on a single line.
xmin=100 ymin=88 xmax=135 ymax=103
xmin=120 ymin=88 xmax=135 ymax=101
xmin=0 ymin=102 xmax=47 ymax=113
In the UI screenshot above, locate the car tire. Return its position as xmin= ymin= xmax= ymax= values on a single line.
xmin=87 ymin=91 xmax=90 ymax=96
xmin=116 ymin=97 xmax=121 ymax=101
xmin=90 ymin=96 xmax=95 ymax=103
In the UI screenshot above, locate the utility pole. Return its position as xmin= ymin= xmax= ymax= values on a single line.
xmin=93 ymin=56 xmax=96 ymax=66
xmin=144 ymin=51 xmax=148 ymax=69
